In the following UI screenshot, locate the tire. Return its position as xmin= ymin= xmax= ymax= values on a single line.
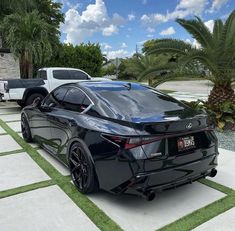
xmin=17 ymin=101 xmax=25 ymax=108
xmin=25 ymin=93 xmax=44 ymax=106
xmin=69 ymin=142 xmax=99 ymax=194
xmin=21 ymin=114 xmax=33 ymax=142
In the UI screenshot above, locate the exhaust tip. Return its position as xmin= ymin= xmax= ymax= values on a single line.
xmin=210 ymin=168 xmax=217 ymax=178
xmin=144 ymin=190 xmax=156 ymax=201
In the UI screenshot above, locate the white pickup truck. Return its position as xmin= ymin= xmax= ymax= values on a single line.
xmin=0 ymin=67 xmax=109 ymax=107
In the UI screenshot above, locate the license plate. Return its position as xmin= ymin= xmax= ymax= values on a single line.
xmin=177 ymin=136 xmax=195 ymax=151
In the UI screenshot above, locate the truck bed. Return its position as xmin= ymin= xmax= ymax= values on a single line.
xmin=1 ymin=79 xmax=45 ymax=90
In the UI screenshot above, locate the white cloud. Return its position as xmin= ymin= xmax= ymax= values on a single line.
xmin=141 ymin=0 xmax=207 ymax=26
xmin=121 ymin=42 xmax=127 ymax=48
xmin=185 ymin=38 xmax=201 ymax=48
xmin=105 ymin=49 xmax=131 ymax=59
xmin=100 ymin=43 xmax=112 ymax=50
xmin=61 ymin=0 xmax=125 ymax=44
xmin=128 ymin=14 xmax=135 ymax=21
xmin=204 ymin=20 xmax=214 ymax=32
xmin=209 ymin=0 xmax=229 ymax=12
xmin=159 ymin=26 xmax=176 ymax=36
xmin=147 ymin=27 xmax=155 ymax=33
xmin=102 ymin=24 xmax=118 ymax=36
xmin=147 ymin=34 xmax=154 ymax=38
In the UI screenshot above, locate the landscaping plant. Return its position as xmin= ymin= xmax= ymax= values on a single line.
xmin=182 ymin=100 xmax=235 ymax=131
xmin=147 ymin=11 xmax=235 ymax=110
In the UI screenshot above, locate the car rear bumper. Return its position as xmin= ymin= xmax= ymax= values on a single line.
xmin=111 ymin=153 xmax=218 ymax=195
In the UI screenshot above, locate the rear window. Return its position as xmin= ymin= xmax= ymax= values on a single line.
xmin=95 ymin=86 xmax=186 ymax=120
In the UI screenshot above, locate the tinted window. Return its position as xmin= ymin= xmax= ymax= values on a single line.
xmin=53 ymin=70 xmax=70 ymax=79
xmin=63 ymin=88 xmax=91 ymax=112
xmin=94 ymin=86 xmax=186 ymax=121
xmin=53 ymin=70 xmax=88 ymax=80
xmin=43 ymin=87 xmax=68 ymax=107
xmin=69 ymin=70 xmax=88 ymax=80
xmin=37 ymin=70 xmax=47 ymax=80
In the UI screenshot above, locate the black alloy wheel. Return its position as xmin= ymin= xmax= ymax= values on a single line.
xmin=69 ymin=142 xmax=98 ymax=194
xmin=21 ymin=114 xmax=33 ymax=142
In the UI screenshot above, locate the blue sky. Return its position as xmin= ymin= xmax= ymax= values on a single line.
xmin=56 ymin=0 xmax=233 ymax=59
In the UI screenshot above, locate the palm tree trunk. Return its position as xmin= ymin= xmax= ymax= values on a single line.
xmin=148 ymin=77 xmax=153 ymax=86
xmin=28 ymin=53 xmax=33 ymax=78
xmin=20 ymin=50 xmax=30 ymax=79
xmin=208 ymin=83 xmax=235 ymax=109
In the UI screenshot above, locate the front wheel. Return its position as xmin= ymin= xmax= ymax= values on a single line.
xmin=21 ymin=114 xmax=33 ymax=142
xmin=69 ymin=142 xmax=99 ymax=194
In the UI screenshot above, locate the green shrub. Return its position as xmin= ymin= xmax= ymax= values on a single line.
xmin=182 ymin=100 xmax=235 ymax=131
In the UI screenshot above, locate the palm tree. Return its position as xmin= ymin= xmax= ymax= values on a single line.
xmin=124 ymin=53 xmax=202 ymax=86
xmin=1 ymin=11 xmax=53 ymax=78
xmin=124 ymin=55 xmax=169 ymax=85
xmin=147 ymin=11 xmax=235 ymax=109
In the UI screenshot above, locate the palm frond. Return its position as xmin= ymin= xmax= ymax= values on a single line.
xmin=176 ymin=17 xmax=214 ymax=49
xmin=213 ymin=19 xmax=223 ymax=44
xmin=147 ymin=39 xmax=193 ymax=56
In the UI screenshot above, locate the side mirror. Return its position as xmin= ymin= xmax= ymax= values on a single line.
xmin=33 ymin=97 xmax=42 ymax=108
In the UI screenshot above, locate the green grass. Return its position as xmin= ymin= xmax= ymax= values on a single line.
xmin=158 ymin=194 xmax=235 ymax=231
xmin=1 ymin=118 xmax=235 ymax=231
xmin=0 ymin=180 xmax=54 ymax=199
xmin=0 ymin=149 xmax=24 ymax=156
xmin=0 ymin=119 xmax=123 ymax=231
xmin=158 ymin=179 xmax=235 ymax=231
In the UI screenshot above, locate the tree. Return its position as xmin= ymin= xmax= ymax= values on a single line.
xmin=43 ymin=43 xmax=103 ymax=76
xmin=147 ymin=12 xmax=235 ymax=109
xmin=0 ymin=0 xmax=63 ymax=77
xmin=122 ymin=53 xmax=199 ymax=86
xmin=1 ymin=11 xmax=54 ymax=78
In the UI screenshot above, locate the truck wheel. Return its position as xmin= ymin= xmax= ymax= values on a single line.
xmin=25 ymin=93 xmax=44 ymax=106
xmin=17 ymin=101 xmax=25 ymax=108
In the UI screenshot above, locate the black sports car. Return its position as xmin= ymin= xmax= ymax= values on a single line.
xmin=21 ymin=81 xmax=218 ymax=200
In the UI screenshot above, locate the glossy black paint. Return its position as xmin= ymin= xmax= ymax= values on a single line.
xmin=22 ymin=81 xmax=218 ymax=195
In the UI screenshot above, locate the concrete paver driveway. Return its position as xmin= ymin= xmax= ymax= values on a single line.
xmin=0 ymin=102 xmax=234 ymax=231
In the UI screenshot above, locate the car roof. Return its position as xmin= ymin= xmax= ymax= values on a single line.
xmin=76 ymin=81 xmax=147 ymax=91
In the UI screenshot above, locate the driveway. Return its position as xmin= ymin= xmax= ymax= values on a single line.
xmin=157 ymin=80 xmax=213 ymax=94
xmin=0 ymin=102 xmax=235 ymax=231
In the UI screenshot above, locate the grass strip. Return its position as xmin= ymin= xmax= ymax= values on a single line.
xmin=0 ymin=119 xmax=123 ymax=231
xmin=0 ymin=149 xmax=24 ymax=156
xmin=158 ymin=193 xmax=235 ymax=231
xmin=0 ymin=180 xmax=54 ymax=199
xmin=199 ymin=178 xmax=234 ymax=195
xmin=59 ymin=181 xmax=123 ymax=231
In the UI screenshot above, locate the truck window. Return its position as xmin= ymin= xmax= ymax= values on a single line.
xmin=69 ymin=70 xmax=88 ymax=80
xmin=37 ymin=70 xmax=47 ymax=80
xmin=53 ymin=70 xmax=88 ymax=80
xmin=53 ymin=70 xmax=69 ymax=79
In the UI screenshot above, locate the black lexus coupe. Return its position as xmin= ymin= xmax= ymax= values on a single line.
xmin=21 ymin=81 xmax=218 ymax=200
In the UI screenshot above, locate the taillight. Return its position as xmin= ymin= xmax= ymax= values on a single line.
xmin=101 ymin=134 xmax=160 ymax=150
